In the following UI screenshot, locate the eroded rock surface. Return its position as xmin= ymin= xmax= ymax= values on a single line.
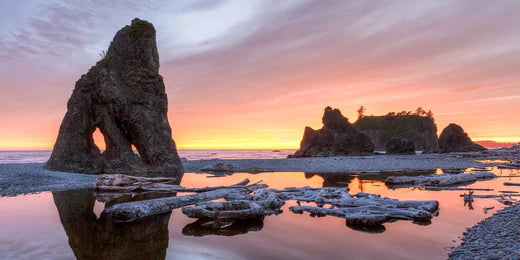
xmin=354 ymin=114 xmax=438 ymax=152
xmin=290 ymin=107 xmax=374 ymax=157
xmin=438 ymin=124 xmax=485 ymax=153
xmin=386 ymin=138 xmax=415 ymax=154
xmin=45 ymin=19 xmax=183 ymax=176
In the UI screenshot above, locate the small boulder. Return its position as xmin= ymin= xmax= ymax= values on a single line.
xmin=201 ymin=162 xmax=234 ymax=172
xmin=386 ymin=138 xmax=415 ymax=154
xmin=439 ymin=124 xmax=485 ymax=153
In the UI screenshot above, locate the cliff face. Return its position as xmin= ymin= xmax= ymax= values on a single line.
xmin=439 ymin=123 xmax=485 ymax=153
xmin=45 ymin=19 xmax=184 ymax=176
xmin=290 ymin=107 xmax=374 ymax=157
xmin=353 ymin=115 xmax=439 ymax=152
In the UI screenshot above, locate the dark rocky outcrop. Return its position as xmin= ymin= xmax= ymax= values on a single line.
xmin=290 ymin=107 xmax=374 ymax=157
xmin=438 ymin=123 xmax=485 ymax=153
xmin=45 ymin=19 xmax=183 ymax=176
xmin=354 ymin=114 xmax=438 ymax=153
xmin=385 ymin=138 xmax=415 ymax=154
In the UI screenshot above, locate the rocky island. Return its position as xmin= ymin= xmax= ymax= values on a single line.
xmin=439 ymin=123 xmax=486 ymax=153
xmin=353 ymin=109 xmax=438 ymax=153
xmin=289 ymin=106 xmax=374 ymax=157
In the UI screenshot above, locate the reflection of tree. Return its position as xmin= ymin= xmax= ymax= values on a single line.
xmin=53 ymin=189 xmax=171 ymax=260
xmin=182 ymin=217 xmax=264 ymax=237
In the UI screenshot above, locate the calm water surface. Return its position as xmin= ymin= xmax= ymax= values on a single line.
xmin=0 ymin=150 xmax=297 ymax=164
xmin=1 ymin=168 xmax=519 ymax=259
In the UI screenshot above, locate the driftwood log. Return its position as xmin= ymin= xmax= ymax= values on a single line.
xmin=98 ymin=175 xmax=440 ymax=226
xmin=287 ymin=190 xmax=439 ymax=226
xmin=182 ymin=189 xmax=284 ymax=220
xmin=423 ymin=186 xmax=493 ymax=191
xmin=385 ymin=172 xmax=496 ymax=187
xmin=96 ymin=174 xmax=252 ymax=193
xmin=102 ymin=184 xmax=267 ymax=222
xmin=503 ymin=182 xmax=520 ymax=186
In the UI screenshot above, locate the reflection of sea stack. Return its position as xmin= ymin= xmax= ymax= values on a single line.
xmin=45 ymin=18 xmax=183 ymax=176
xmin=53 ymin=189 xmax=170 ymax=260
xmin=290 ymin=107 xmax=374 ymax=157
xmin=439 ymin=123 xmax=485 ymax=153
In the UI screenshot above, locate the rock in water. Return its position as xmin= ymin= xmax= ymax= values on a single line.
xmin=386 ymin=138 xmax=415 ymax=154
xmin=45 ymin=18 xmax=184 ymax=176
xmin=290 ymin=107 xmax=374 ymax=157
xmin=354 ymin=114 xmax=438 ymax=153
xmin=438 ymin=123 xmax=485 ymax=153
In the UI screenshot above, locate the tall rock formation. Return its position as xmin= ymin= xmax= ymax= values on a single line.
xmin=354 ymin=114 xmax=438 ymax=153
xmin=438 ymin=123 xmax=485 ymax=153
xmin=45 ymin=18 xmax=184 ymax=176
xmin=290 ymin=107 xmax=374 ymax=157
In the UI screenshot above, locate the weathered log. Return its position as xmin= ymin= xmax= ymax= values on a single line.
xmin=103 ymin=184 xmax=267 ymax=222
xmin=182 ymin=189 xmax=284 ymax=220
xmin=96 ymin=175 xmax=252 ymax=194
xmin=499 ymin=190 xmax=519 ymax=194
xmin=96 ymin=174 xmax=177 ymax=187
xmin=459 ymin=193 xmax=520 ymax=198
xmin=290 ymin=202 xmax=438 ymax=226
xmin=503 ymin=182 xmax=520 ymax=186
xmin=270 ymin=186 xmax=439 ymax=226
xmin=385 ymin=172 xmax=496 ymax=187
xmin=423 ymin=186 xmax=493 ymax=191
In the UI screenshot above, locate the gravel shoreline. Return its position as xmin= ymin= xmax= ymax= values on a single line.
xmin=184 ymin=153 xmax=483 ymax=173
xmin=0 ymin=154 xmax=483 ymax=197
xmin=0 ymin=163 xmax=97 ymax=197
xmin=449 ymin=204 xmax=520 ymax=259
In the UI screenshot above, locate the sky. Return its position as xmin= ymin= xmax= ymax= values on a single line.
xmin=1 ymin=0 xmax=519 ymax=150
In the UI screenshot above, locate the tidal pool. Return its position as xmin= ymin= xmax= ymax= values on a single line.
xmin=0 ymin=168 xmax=518 ymax=259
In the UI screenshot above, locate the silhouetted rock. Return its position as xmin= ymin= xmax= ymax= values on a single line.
xmin=45 ymin=19 xmax=183 ymax=176
xmin=386 ymin=138 xmax=415 ymax=154
xmin=290 ymin=107 xmax=374 ymax=157
xmin=354 ymin=114 xmax=438 ymax=153
xmin=438 ymin=123 xmax=485 ymax=153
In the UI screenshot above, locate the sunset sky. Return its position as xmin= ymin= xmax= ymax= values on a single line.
xmin=1 ymin=0 xmax=519 ymax=150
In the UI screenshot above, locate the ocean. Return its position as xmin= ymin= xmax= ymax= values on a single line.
xmin=0 ymin=149 xmax=297 ymax=164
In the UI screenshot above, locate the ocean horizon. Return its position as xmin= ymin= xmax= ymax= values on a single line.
xmin=0 ymin=149 xmax=298 ymax=164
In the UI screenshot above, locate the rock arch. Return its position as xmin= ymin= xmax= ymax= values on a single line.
xmin=45 ymin=19 xmax=184 ymax=176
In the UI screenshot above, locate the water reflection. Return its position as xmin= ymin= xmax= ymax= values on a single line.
xmin=182 ymin=218 xmax=264 ymax=237
xmin=53 ymin=189 xmax=171 ymax=260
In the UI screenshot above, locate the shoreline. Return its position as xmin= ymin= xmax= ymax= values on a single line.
xmin=184 ymin=153 xmax=484 ymax=173
xmin=449 ymin=204 xmax=520 ymax=259
xmin=0 ymin=154 xmax=484 ymax=197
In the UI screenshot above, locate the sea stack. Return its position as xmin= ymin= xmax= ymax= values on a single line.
xmin=438 ymin=123 xmax=485 ymax=153
xmin=290 ymin=107 xmax=374 ymax=157
xmin=45 ymin=18 xmax=184 ymax=176
xmin=354 ymin=113 xmax=438 ymax=153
